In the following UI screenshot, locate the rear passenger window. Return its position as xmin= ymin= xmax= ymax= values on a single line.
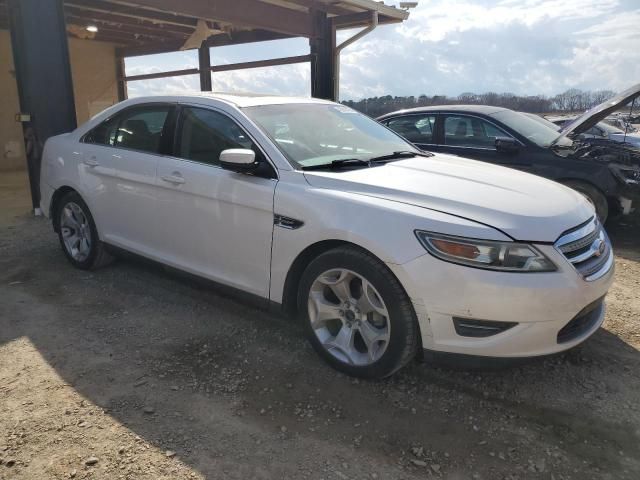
xmin=177 ymin=107 xmax=259 ymax=166
xmin=83 ymin=117 xmax=119 ymax=146
xmin=83 ymin=105 xmax=171 ymax=154
xmin=114 ymin=107 xmax=171 ymax=154
xmin=386 ymin=115 xmax=436 ymax=144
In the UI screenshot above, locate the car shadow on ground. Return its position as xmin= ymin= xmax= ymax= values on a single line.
xmin=1 ymin=216 xmax=640 ymax=479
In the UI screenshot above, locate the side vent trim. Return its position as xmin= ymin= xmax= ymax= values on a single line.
xmin=274 ymin=214 xmax=304 ymax=230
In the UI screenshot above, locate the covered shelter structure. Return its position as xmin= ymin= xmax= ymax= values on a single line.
xmin=0 ymin=0 xmax=410 ymax=211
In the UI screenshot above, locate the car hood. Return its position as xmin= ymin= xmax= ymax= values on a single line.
xmin=303 ymin=155 xmax=593 ymax=242
xmin=557 ymin=83 xmax=640 ymax=141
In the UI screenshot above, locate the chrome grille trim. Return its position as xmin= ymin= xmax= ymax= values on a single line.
xmin=555 ymin=217 xmax=613 ymax=282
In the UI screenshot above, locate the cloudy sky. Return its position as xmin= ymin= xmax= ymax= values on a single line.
xmin=126 ymin=0 xmax=640 ymax=101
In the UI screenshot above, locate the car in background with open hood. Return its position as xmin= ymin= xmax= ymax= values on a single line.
xmin=378 ymin=84 xmax=640 ymax=222
xmin=548 ymin=116 xmax=640 ymax=149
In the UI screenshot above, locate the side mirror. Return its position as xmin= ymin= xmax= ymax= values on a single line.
xmin=495 ymin=136 xmax=520 ymax=154
xmin=219 ymin=148 xmax=257 ymax=173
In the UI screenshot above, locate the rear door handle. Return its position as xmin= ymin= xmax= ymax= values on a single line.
xmin=83 ymin=157 xmax=99 ymax=167
xmin=161 ymin=174 xmax=185 ymax=185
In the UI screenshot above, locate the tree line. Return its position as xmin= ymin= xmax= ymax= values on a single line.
xmin=342 ymin=89 xmax=616 ymax=118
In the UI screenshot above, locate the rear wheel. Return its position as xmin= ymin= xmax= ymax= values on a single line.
xmin=563 ymin=180 xmax=609 ymax=223
xmin=298 ymin=246 xmax=419 ymax=379
xmin=55 ymin=191 xmax=113 ymax=270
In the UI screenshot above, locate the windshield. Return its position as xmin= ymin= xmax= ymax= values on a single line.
xmin=243 ymin=103 xmax=417 ymax=169
xmin=490 ymin=110 xmax=568 ymax=147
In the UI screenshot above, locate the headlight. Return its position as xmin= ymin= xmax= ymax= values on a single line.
xmin=609 ymin=164 xmax=640 ymax=185
xmin=415 ymin=231 xmax=557 ymax=272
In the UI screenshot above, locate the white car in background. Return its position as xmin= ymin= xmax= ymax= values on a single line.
xmin=40 ymin=94 xmax=614 ymax=378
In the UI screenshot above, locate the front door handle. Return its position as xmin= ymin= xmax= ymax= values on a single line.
xmin=161 ymin=173 xmax=185 ymax=185
xmin=83 ymin=157 xmax=99 ymax=167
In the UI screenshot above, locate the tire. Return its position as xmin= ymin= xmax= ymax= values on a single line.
xmin=563 ymin=180 xmax=609 ymax=223
xmin=54 ymin=191 xmax=114 ymax=270
xmin=297 ymin=246 xmax=419 ymax=379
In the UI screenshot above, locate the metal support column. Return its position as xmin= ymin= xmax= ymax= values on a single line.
xmin=310 ymin=10 xmax=336 ymax=101
xmin=198 ymin=45 xmax=213 ymax=92
xmin=116 ymin=56 xmax=128 ymax=101
xmin=8 ymin=0 xmax=77 ymax=211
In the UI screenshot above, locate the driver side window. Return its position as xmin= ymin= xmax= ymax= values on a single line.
xmin=177 ymin=107 xmax=262 ymax=166
xmin=443 ymin=115 xmax=512 ymax=149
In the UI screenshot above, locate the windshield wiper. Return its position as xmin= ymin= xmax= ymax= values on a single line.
xmin=301 ymin=158 xmax=371 ymax=171
xmin=368 ymin=150 xmax=433 ymax=163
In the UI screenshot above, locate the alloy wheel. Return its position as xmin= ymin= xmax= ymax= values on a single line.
xmin=307 ymin=268 xmax=390 ymax=366
xmin=60 ymin=202 xmax=92 ymax=262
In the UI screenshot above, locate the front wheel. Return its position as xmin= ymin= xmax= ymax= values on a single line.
xmin=297 ymin=246 xmax=419 ymax=378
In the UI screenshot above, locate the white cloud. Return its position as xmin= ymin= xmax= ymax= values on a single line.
xmin=126 ymin=0 xmax=640 ymax=100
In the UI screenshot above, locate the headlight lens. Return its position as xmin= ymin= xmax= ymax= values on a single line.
xmin=415 ymin=231 xmax=557 ymax=272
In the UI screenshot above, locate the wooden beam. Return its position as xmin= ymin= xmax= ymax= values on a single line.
xmin=118 ymin=29 xmax=293 ymax=58
xmin=64 ymin=6 xmax=194 ymax=36
xmin=210 ymin=54 xmax=311 ymax=73
xmin=65 ymin=14 xmax=187 ymax=41
xmin=272 ymin=0 xmax=352 ymax=16
xmin=65 ymin=0 xmax=200 ymax=28
xmin=123 ymin=67 xmax=199 ymax=82
xmin=106 ymin=0 xmax=314 ymax=37
xmin=332 ymin=11 xmax=373 ymax=28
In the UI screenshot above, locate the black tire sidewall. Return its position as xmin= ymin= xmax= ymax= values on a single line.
xmin=297 ymin=247 xmax=418 ymax=379
xmin=55 ymin=192 xmax=101 ymax=270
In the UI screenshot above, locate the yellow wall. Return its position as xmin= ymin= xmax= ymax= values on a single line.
xmin=0 ymin=30 xmax=25 ymax=171
xmin=0 ymin=31 xmax=119 ymax=171
xmin=68 ymin=36 xmax=120 ymax=124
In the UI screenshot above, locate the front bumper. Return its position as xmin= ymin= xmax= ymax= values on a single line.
xmin=387 ymin=243 xmax=615 ymax=358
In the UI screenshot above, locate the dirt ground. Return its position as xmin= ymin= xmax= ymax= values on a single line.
xmin=1 ymin=175 xmax=639 ymax=480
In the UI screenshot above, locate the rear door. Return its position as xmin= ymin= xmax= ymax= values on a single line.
xmin=154 ymin=105 xmax=277 ymax=298
xmin=79 ymin=103 xmax=173 ymax=253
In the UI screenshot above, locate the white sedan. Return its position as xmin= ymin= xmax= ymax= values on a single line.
xmin=40 ymin=94 xmax=615 ymax=378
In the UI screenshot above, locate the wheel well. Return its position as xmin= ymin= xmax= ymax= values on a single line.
xmin=557 ymin=178 xmax=607 ymax=197
xmin=281 ymin=239 xmax=425 ymax=359
xmin=281 ymin=240 xmax=349 ymax=318
xmin=557 ymin=178 xmax=617 ymax=210
xmin=50 ymin=186 xmax=77 ymax=231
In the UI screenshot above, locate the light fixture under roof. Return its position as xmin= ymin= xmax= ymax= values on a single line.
xmin=86 ymin=25 xmax=98 ymax=33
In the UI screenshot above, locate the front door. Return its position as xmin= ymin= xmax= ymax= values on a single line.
xmin=155 ymin=106 xmax=277 ymax=298
xmin=436 ymin=114 xmax=534 ymax=172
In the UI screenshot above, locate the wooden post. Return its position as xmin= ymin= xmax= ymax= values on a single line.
xmin=116 ymin=55 xmax=128 ymax=101
xmin=198 ymin=45 xmax=212 ymax=91
xmin=310 ymin=10 xmax=336 ymax=101
xmin=8 ymin=0 xmax=77 ymax=210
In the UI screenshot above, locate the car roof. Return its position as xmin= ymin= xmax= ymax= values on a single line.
xmin=119 ymin=92 xmax=336 ymax=109
xmin=377 ymin=104 xmax=510 ymax=119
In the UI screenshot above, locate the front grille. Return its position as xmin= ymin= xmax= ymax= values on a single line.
xmin=557 ymin=297 xmax=604 ymax=344
xmin=555 ymin=217 xmax=613 ymax=281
